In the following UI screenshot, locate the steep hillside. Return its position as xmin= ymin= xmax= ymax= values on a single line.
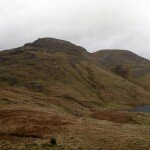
xmin=0 ymin=38 xmax=150 ymax=110
xmin=92 ymin=50 xmax=150 ymax=90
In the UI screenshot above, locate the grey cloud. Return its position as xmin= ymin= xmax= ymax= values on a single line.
xmin=0 ymin=0 xmax=150 ymax=59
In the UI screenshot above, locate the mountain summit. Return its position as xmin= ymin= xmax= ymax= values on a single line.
xmin=24 ymin=37 xmax=87 ymax=56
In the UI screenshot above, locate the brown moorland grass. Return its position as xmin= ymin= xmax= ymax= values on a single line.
xmin=90 ymin=109 xmax=137 ymax=124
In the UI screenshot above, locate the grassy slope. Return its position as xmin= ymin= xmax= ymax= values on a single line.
xmin=0 ymin=45 xmax=150 ymax=108
xmin=91 ymin=50 xmax=150 ymax=90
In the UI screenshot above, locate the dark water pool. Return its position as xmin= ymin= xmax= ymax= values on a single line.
xmin=129 ymin=105 xmax=150 ymax=113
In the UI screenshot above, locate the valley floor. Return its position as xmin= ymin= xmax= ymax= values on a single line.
xmin=0 ymin=105 xmax=150 ymax=150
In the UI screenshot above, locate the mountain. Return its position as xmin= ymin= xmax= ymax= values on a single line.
xmin=0 ymin=38 xmax=150 ymax=108
xmin=92 ymin=50 xmax=150 ymax=90
xmin=0 ymin=38 xmax=150 ymax=150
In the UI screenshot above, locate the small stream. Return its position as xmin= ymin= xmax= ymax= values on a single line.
xmin=129 ymin=105 xmax=150 ymax=113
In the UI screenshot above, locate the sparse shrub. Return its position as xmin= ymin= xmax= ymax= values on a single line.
xmin=50 ymin=137 xmax=57 ymax=145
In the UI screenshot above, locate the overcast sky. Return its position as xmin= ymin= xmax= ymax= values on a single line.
xmin=0 ymin=0 xmax=150 ymax=59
